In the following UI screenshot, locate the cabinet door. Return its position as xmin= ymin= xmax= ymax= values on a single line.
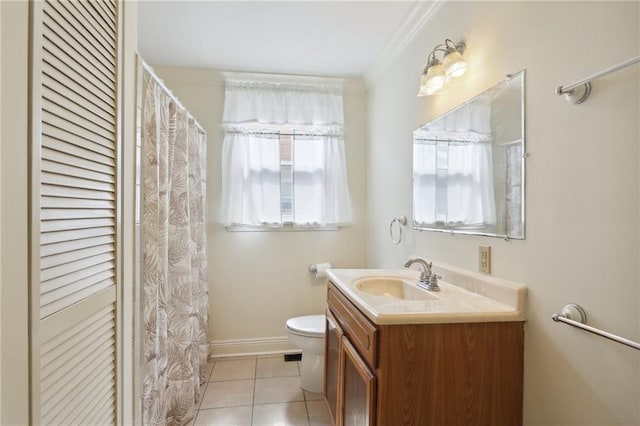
xmin=341 ymin=337 xmax=376 ymax=426
xmin=325 ymin=309 xmax=343 ymax=425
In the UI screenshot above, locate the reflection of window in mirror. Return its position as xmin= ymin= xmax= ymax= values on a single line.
xmin=412 ymin=71 xmax=525 ymax=239
xmin=413 ymin=101 xmax=495 ymax=228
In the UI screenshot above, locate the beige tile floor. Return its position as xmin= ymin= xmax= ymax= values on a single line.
xmin=192 ymin=355 xmax=332 ymax=426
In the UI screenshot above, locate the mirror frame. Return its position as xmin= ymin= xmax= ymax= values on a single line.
xmin=412 ymin=70 xmax=526 ymax=240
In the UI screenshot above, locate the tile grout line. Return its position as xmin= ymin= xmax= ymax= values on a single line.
xmin=193 ymin=358 xmax=214 ymax=426
xmin=251 ymin=356 xmax=257 ymax=425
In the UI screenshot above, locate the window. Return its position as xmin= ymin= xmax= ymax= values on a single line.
xmin=220 ymin=81 xmax=352 ymax=229
xmin=279 ymin=133 xmax=294 ymax=222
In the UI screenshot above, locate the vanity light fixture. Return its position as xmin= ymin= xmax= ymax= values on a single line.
xmin=418 ymin=39 xmax=468 ymax=97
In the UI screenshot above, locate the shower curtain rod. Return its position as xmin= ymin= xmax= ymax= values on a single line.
xmin=140 ymin=58 xmax=206 ymax=135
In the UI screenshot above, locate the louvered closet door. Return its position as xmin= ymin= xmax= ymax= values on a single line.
xmin=31 ymin=0 xmax=120 ymax=424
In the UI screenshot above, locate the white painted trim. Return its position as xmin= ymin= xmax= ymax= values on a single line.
xmin=210 ymin=336 xmax=299 ymax=358
xmin=363 ymin=0 xmax=445 ymax=87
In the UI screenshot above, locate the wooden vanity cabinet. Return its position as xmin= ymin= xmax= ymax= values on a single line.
xmin=324 ymin=281 xmax=525 ymax=426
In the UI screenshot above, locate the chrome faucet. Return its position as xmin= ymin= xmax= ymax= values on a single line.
xmin=403 ymin=258 xmax=440 ymax=292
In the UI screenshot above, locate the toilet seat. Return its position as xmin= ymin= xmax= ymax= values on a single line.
xmin=286 ymin=315 xmax=325 ymax=338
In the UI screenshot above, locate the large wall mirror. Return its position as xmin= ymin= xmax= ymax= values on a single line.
xmin=413 ymin=70 xmax=525 ymax=239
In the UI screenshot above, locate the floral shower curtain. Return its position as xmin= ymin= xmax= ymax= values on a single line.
xmin=141 ymin=66 xmax=209 ymax=426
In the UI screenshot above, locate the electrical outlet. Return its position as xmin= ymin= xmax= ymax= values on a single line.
xmin=479 ymin=246 xmax=491 ymax=274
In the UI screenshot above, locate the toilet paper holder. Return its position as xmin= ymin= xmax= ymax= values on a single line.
xmin=308 ymin=263 xmax=334 ymax=274
xmin=308 ymin=262 xmax=333 ymax=275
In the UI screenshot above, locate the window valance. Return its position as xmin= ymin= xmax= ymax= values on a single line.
xmin=223 ymin=80 xmax=344 ymax=126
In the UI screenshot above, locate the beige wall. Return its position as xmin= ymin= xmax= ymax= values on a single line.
xmin=151 ymin=66 xmax=368 ymax=355
xmin=0 ymin=1 xmax=30 ymax=424
xmin=367 ymin=1 xmax=639 ymax=424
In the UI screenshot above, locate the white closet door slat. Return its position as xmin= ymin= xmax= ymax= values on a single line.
xmin=41 ymin=172 xmax=115 ymax=193
xmin=41 ymin=234 xmax=115 ymax=257
xmin=41 ymin=226 xmax=114 ymax=245
xmin=42 ymin=146 xmax=114 ymax=174
xmin=42 ymin=184 xmax=115 ymax=201
xmin=78 ymin=398 xmax=116 ymax=426
xmin=43 ymin=133 xmax=115 ymax=165
xmin=39 ymin=288 xmax=116 ymax=422
xmin=42 ymin=11 xmax=115 ymax=84
xmin=41 ymin=272 xmax=115 ymax=310
xmin=43 ymin=100 xmax=115 ymax=141
xmin=46 ymin=0 xmax=116 ymax=67
xmin=43 ymin=111 xmax=115 ymax=151
xmin=42 ymin=84 xmax=115 ymax=132
xmin=41 ymin=196 xmax=115 ymax=210
xmin=41 ymin=329 xmax=115 ymax=393
xmin=67 ymin=1 xmax=116 ymax=51
xmin=41 ymin=277 xmax=114 ymax=319
xmin=41 ymin=217 xmax=115 ymax=233
xmin=43 ymin=124 xmax=115 ymax=159
xmin=40 ymin=308 xmax=114 ymax=366
xmin=42 ymin=342 xmax=115 ymax=425
xmin=43 ymin=359 xmax=114 ymax=424
xmin=40 ymin=242 xmax=114 ymax=271
xmin=42 ymin=29 xmax=115 ymax=98
xmin=41 ymin=252 xmax=115 ymax=282
xmin=42 ymin=160 xmax=114 ymax=184
xmin=41 ymin=208 xmax=114 ymax=221
xmin=43 ymin=48 xmax=115 ymax=107
xmin=87 ymin=0 xmax=117 ymax=31
xmin=41 ymin=266 xmax=115 ymax=300
xmin=67 ymin=379 xmax=116 ymax=426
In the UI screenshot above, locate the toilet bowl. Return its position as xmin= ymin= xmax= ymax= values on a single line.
xmin=286 ymin=314 xmax=326 ymax=393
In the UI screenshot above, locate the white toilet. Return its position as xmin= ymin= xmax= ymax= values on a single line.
xmin=285 ymin=314 xmax=326 ymax=393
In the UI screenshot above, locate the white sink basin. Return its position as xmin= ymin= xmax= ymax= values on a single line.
xmin=354 ymin=277 xmax=438 ymax=301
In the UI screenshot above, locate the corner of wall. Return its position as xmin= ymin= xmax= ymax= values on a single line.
xmin=119 ymin=1 xmax=139 ymax=424
xmin=0 ymin=1 xmax=30 ymax=424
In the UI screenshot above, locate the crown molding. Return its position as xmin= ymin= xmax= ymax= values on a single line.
xmin=363 ymin=0 xmax=446 ymax=87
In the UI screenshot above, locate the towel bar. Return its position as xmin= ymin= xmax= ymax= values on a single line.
xmin=556 ymin=55 xmax=640 ymax=104
xmin=552 ymin=303 xmax=640 ymax=351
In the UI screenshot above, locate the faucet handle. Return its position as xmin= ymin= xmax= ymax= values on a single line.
xmin=427 ymin=274 xmax=441 ymax=291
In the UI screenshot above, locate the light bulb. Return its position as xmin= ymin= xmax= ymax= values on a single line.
xmin=443 ymin=50 xmax=468 ymax=81
xmin=418 ymin=63 xmax=445 ymax=96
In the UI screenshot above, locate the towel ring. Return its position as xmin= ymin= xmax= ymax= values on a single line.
xmin=390 ymin=216 xmax=408 ymax=244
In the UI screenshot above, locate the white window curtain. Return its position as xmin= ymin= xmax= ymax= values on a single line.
xmin=293 ymin=132 xmax=352 ymax=225
xmin=221 ymin=131 xmax=282 ymax=226
xmin=221 ymin=80 xmax=352 ymax=227
xmin=413 ymin=102 xmax=496 ymax=227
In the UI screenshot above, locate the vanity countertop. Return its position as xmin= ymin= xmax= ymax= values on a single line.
xmin=326 ymin=262 xmax=527 ymax=325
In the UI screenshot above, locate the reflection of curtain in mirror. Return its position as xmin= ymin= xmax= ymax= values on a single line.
xmin=413 ymin=102 xmax=496 ymax=227
xmin=504 ymin=143 xmax=523 ymax=236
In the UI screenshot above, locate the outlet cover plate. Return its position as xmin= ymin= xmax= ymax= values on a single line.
xmin=479 ymin=246 xmax=491 ymax=273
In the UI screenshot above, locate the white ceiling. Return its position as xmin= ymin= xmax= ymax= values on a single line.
xmin=138 ymin=1 xmax=421 ymax=78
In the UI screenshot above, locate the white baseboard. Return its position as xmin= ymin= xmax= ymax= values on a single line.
xmin=210 ymin=336 xmax=300 ymax=358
